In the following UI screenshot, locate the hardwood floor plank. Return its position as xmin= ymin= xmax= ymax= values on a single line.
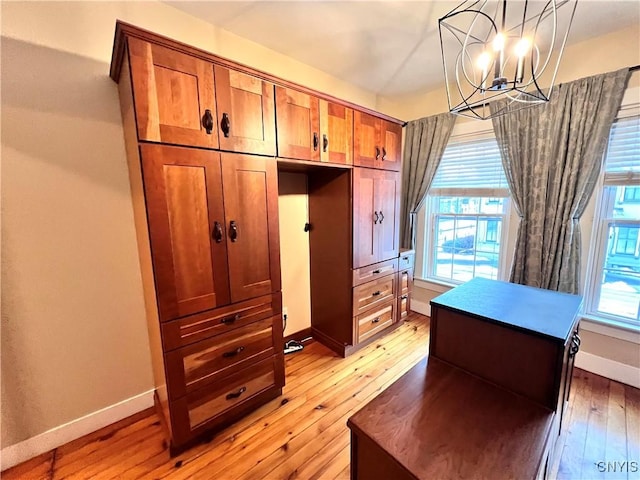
xmin=4 ymin=313 xmax=638 ymax=480
xmin=557 ymin=369 xmax=593 ymax=480
xmin=581 ymin=373 xmax=610 ymax=479
xmin=605 ymin=381 xmax=628 ymax=480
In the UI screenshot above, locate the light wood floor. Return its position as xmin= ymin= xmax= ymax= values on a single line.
xmin=4 ymin=312 xmax=639 ymax=480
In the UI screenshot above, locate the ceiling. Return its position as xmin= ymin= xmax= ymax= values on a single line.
xmin=165 ymin=1 xmax=640 ymax=98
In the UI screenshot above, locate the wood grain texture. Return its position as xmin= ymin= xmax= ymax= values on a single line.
xmin=320 ymin=100 xmax=353 ymax=165
xmin=127 ymin=37 xmax=219 ymax=149
xmin=4 ymin=314 xmax=639 ymax=480
xmin=215 ymin=65 xmax=276 ymax=156
xmin=276 ymin=86 xmax=320 ymax=161
xmin=140 ymin=144 xmax=230 ymax=321
xmin=353 ymin=111 xmax=381 ymax=169
xmin=379 ymin=120 xmax=402 ymax=171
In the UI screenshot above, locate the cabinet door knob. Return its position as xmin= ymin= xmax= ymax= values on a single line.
xmin=222 ymin=346 xmax=245 ymax=358
xmin=379 ymin=211 xmax=384 ymax=224
xmin=221 ymin=113 xmax=231 ymax=138
xmin=375 ymin=146 xmax=381 ymax=160
xmin=229 ymin=220 xmax=238 ymax=242
xmin=202 ymin=109 xmax=214 ymax=134
xmin=323 ymin=134 xmax=329 ymax=152
xmin=401 ymin=295 xmax=408 ymax=300
xmin=313 ymin=132 xmax=319 ymax=151
xmin=372 ymin=317 xmax=380 ymax=324
xmin=212 ymin=221 xmax=223 ymax=243
xmin=382 ymin=147 xmax=387 ymax=161
xmin=226 ymin=386 xmax=247 ymax=400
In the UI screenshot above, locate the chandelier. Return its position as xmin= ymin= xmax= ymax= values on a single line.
xmin=439 ymin=0 xmax=578 ymax=120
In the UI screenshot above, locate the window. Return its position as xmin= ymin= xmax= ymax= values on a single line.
xmin=587 ymin=114 xmax=640 ymax=327
xmin=422 ymin=136 xmax=511 ymax=284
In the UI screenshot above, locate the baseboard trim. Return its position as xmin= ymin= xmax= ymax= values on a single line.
xmin=283 ymin=327 xmax=313 ymax=345
xmin=0 ymin=388 xmax=155 ymax=471
xmin=575 ymin=351 xmax=640 ymax=388
xmin=410 ymin=298 xmax=431 ymax=317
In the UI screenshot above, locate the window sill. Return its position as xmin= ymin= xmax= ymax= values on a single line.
xmin=413 ymin=277 xmax=459 ymax=293
xmin=579 ymin=314 xmax=640 ymax=344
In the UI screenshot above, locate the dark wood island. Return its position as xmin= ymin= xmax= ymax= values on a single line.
xmin=347 ymin=278 xmax=583 ymax=480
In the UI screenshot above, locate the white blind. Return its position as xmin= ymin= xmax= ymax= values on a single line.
xmin=604 ymin=115 xmax=640 ymax=185
xmin=430 ymin=137 xmax=509 ymax=196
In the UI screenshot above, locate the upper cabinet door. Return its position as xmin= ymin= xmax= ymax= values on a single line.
xmin=214 ymin=66 xmax=276 ymax=156
xmin=128 ymin=38 xmax=219 ymax=150
xmin=380 ymin=121 xmax=402 ymax=172
xmin=354 ymin=112 xmax=381 ymax=169
xmin=353 ymin=168 xmax=378 ymax=268
xmin=320 ymin=101 xmax=353 ymax=165
xmin=377 ymin=171 xmax=400 ymax=261
xmin=141 ymin=144 xmax=230 ymax=321
xmin=221 ymin=153 xmax=281 ymax=303
xmin=275 ymin=87 xmax=320 ymax=161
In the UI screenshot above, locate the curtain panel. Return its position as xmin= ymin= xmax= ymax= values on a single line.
xmin=491 ymin=68 xmax=631 ymax=293
xmin=400 ymin=113 xmax=456 ymax=249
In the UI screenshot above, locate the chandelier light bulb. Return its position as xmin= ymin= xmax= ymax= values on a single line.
xmin=514 ymin=37 xmax=531 ymax=57
xmin=477 ymin=52 xmax=492 ymax=70
xmin=492 ymin=32 xmax=505 ymax=52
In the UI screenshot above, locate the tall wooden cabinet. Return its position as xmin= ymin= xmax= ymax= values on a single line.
xmin=111 ymin=21 xmax=405 ymax=452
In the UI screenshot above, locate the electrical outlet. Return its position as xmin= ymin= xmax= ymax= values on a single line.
xmin=282 ymin=307 xmax=288 ymax=320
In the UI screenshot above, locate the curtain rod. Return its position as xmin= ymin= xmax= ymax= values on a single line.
xmin=402 ymin=64 xmax=640 ymax=127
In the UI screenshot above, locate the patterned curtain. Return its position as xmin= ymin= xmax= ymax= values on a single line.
xmin=491 ymin=68 xmax=631 ymax=293
xmin=400 ymin=113 xmax=456 ymax=249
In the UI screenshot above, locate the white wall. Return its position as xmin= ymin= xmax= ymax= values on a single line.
xmin=0 ymin=0 xmax=377 ymax=458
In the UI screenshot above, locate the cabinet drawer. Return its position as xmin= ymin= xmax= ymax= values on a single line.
xmin=162 ymin=293 xmax=281 ymax=351
xmin=398 ymin=292 xmax=411 ymax=323
xmin=165 ymin=316 xmax=278 ymax=399
xmin=352 ymin=258 xmax=398 ymax=287
xmin=398 ymin=268 xmax=413 ymax=295
xmin=357 ymin=301 xmax=395 ymax=344
xmin=353 ymin=275 xmax=396 ymax=316
xmin=398 ymin=251 xmax=415 ymax=271
xmin=171 ymin=355 xmax=282 ymax=441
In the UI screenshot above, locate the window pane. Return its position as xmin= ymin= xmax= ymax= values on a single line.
xmin=596 ymin=224 xmax=640 ymax=322
xmin=432 ymin=207 xmax=501 ymax=283
xmin=613 ymin=186 xmax=640 ymax=219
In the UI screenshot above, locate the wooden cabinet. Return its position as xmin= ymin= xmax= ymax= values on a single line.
xmin=128 ymin=37 xmax=276 ymax=156
xmin=141 ymin=145 xmax=280 ymax=321
xmin=354 ymin=111 xmax=402 ymax=171
xmin=215 ymin=65 xmax=276 ymax=156
xmin=396 ymin=249 xmax=414 ymax=323
xmin=128 ymin=37 xmax=219 ymax=150
xmin=275 ymin=89 xmax=353 ymax=165
xmin=353 ymin=168 xmax=400 ymax=268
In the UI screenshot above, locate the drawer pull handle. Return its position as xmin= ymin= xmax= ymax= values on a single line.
xmin=226 ymin=386 xmax=247 ymax=400
xmin=212 ymin=221 xmax=223 ymax=243
xmin=223 ymin=346 xmax=245 ymax=358
xmin=323 ymin=134 xmax=329 ymax=152
xmin=373 ymin=211 xmax=379 ymax=224
xmin=372 ymin=317 xmax=380 ymax=324
xmin=402 ymin=256 xmax=409 ymax=261
xmin=382 ymin=147 xmax=387 ymax=161
xmin=229 ymin=220 xmax=238 ymax=242
xmin=372 ymin=269 xmax=381 ymax=274
xmin=371 ymin=291 xmax=381 ymax=297
xmin=375 ymin=146 xmax=381 ymax=160
xmin=401 ymin=295 xmax=408 ymax=300
xmin=379 ymin=211 xmax=384 ymax=224
xmin=313 ymin=132 xmax=319 ymax=151
xmin=221 ymin=313 xmax=241 ymax=325
xmin=569 ymin=333 xmax=581 ymax=357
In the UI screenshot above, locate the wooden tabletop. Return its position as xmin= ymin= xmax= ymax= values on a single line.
xmin=347 ymin=357 xmax=555 ymax=480
xmin=429 ymin=278 xmax=583 ymax=342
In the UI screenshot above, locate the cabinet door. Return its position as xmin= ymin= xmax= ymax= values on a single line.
xmin=141 ymin=144 xmax=230 ymax=321
xmin=275 ymin=87 xmax=320 ymax=161
xmin=320 ymin=101 xmax=353 ymax=165
xmin=214 ymin=66 xmax=276 ymax=156
xmin=376 ymin=171 xmax=400 ymax=261
xmin=128 ymin=38 xmax=218 ymax=149
xmin=354 ymin=111 xmax=381 ymax=168
xmin=221 ymin=153 xmax=281 ymax=302
xmin=353 ymin=168 xmax=378 ymax=268
xmin=380 ymin=121 xmax=402 ymax=171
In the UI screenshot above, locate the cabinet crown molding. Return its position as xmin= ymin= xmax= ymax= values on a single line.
xmin=109 ymin=20 xmax=404 ymax=126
